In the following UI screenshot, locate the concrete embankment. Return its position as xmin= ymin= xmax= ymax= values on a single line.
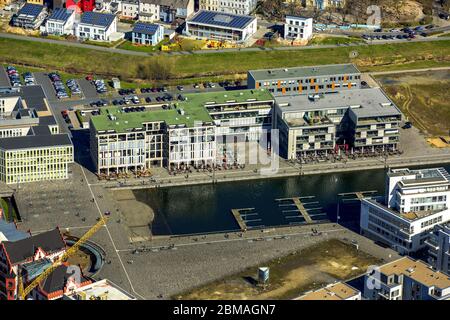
xmin=107 ymin=154 xmax=450 ymax=191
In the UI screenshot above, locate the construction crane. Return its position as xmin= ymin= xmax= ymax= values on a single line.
xmin=17 ymin=216 xmax=107 ymax=300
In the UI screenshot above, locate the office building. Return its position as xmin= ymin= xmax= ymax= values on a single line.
xmin=360 ymin=167 xmax=450 ymax=254
xmin=0 ymin=86 xmax=73 ymax=184
xmin=274 ymin=88 xmax=402 ymax=159
xmin=185 ymin=10 xmax=257 ymax=43
xmin=199 ymin=0 xmax=257 ymax=15
xmin=363 ymin=256 xmax=450 ymax=300
xmin=247 ymin=63 xmax=361 ymax=96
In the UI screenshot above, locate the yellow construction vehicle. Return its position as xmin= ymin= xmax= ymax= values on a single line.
xmin=17 ymin=216 xmax=107 ymax=300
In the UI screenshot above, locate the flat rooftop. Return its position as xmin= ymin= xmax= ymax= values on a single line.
xmin=391 ymin=167 xmax=450 ymax=186
xmin=91 ymin=104 xmax=213 ymax=133
xmin=91 ymin=89 xmax=273 ymax=133
xmin=276 ymin=88 xmax=401 ymax=118
xmin=183 ymin=89 xmax=274 ymax=107
xmin=298 ymin=282 xmax=360 ymax=300
xmin=379 ymin=257 xmax=450 ymax=291
xmin=0 ymin=134 xmax=72 ymax=150
xmin=248 ymin=63 xmax=360 ymax=81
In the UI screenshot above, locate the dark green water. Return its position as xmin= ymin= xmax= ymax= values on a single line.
xmin=134 ymin=164 xmax=450 ymax=236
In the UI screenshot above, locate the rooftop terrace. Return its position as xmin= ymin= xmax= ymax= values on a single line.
xmin=91 ymin=89 xmax=273 ymax=133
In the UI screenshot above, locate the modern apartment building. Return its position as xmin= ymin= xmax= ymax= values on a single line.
xmin=44 ymin=8 xmax=76 ymax=36
xmin=0 ymin=86 xmax=73 ymax=184
xmin=11 ymin=3 xmax=47 ymax=29
xmin=284 ymin=15 xmax=313 ymax=41
xmin=131 ymin=22 xmax=164 ymax=45
xmin=89 ymin=89 xmax=274 ymax=174
xmin=274 ymin=88 xmax=402 ymax=159
xmin=185 ymin=10 xmax=257 ymax=42
xmin=247 ymin=64 xmax=361 ymax=96
xmin=76 ymin=11 xmax=117 ymax=41
xmin=297 ymin=282 xmax=361 ymax=300
xmin=427 ymin=224 xmax=450 ymax=275
xmin=360 ymin=167 xmax=450 ymax=254
xmin=199 ymin=0 xmax=257 ymax=15
xmin=121 ymin=0 xmax=140 ymax=18
xmin=363 ymin=256 xmax=450 ymax=300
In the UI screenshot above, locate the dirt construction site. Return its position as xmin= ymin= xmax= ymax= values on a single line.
xmin=376 ymin=70 xmax=450 ymax=146
xmin=176 ymin=239 xmax=383 ymax=300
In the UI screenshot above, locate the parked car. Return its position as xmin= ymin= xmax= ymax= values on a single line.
xmin=439 ymin=13 xmax=450 ymax=20
xmin=403 ymin=122 xmax=412 ymax=129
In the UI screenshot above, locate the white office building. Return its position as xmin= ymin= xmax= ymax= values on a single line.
xmin=199 ymin=0 xmax=257 ymax=15
xmin=360 ymin=167 xmax=450 ymax=254
xmin=284 ymin=15 xmax=313 ymax=41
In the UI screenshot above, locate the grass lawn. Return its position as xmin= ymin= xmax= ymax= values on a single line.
xmin=118 ymin=40 xmax=161 ymax=53
xmin=176 ymin=239 xmax=381 ymax=300
xmin=308 ymin=35 xmax=363 ymax=46
xmin=1 ymin=37 xmax=449 ymax=83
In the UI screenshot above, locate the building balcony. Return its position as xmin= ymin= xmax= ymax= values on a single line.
xmin=425 ymin=239 xmax=440 ymax=251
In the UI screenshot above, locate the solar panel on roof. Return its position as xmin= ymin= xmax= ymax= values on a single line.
xmin=81 ymin=11 xmax=115 ymax=28
xmin=18 ymin=3 xmax=44 ymax=17
xmin=133 ymin=22 xmax=160 ymax=35
xmin=213 ymin=14 xmax=233 ymax=24
xmin=190 ymin=10 xmax=254 ymax=30
xmin=48 ymin=8 xmax=72 ymax=22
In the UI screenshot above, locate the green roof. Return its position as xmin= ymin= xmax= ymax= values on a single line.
xmin=91 ymin=105 xmax=212 ymax=133
xmin=90 ymin=89 xmax=274 ymax=133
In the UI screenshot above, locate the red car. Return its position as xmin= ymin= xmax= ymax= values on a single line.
xmin=86 ymin=75 xmax=93 ymax=81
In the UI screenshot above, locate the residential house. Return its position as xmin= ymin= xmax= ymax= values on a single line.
xmin=76 ymin=11 xmax=117 ymax=41
xmin=45 ymin=8 xmax=76 ymax=35
xmin=131 ymin=22 xmax=164 ymax=45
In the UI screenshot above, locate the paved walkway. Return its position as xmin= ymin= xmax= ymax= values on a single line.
xmin=1 ymin=31 xmax=449 ymax=57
